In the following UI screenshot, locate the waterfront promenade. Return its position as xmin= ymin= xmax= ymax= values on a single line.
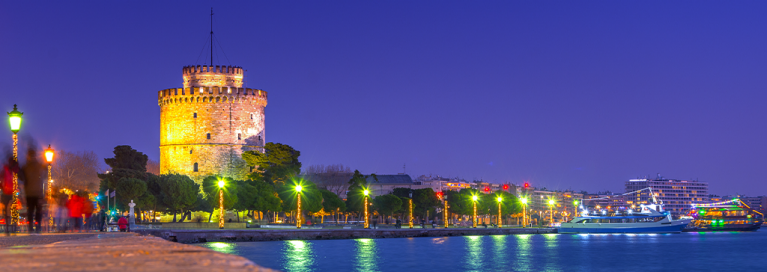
xmin=136 ymin=227 xmax=557 ymax=243
xmin=0 ymin=233 xmax=273 ymax=272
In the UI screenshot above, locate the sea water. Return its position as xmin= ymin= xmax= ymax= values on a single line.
xmin=202 ymin=230 xmax=766 ymax=272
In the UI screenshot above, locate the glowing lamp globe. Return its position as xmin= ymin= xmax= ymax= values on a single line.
xmin=296 ymin=185 xmax=302 ymax=192
xmin=44 ymin=145 xmax=54 ymax=163
xmin=7 ymin=104 xmax=23 ymax=133
xmin=548 ymin=199 xmax=555 ymax=205
xmin=520 ymin=198 xmax=528 ymax=204
xmin=217 ymin=180 xmax=225 ymax=188
xmin=497 ymin=197 xmax=502 ymax=202
xmin=363 ymin=189 xmax=369 ymax=196
xmin=472 ymin=195 xmax=478 ymax=201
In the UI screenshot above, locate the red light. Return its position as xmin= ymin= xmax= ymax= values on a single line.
xmin=503 ymin=184 xmax=509 ymax=190
xmin=524 ymin=182 xmax=530 ymax=188
xmin=436 ymin=192 xmax=443 ymax=198
xmin=484 ymin=187 xmax=490 ymax=192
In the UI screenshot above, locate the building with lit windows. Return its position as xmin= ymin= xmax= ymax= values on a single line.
xmin=624 ymin=176 xmax=708 ymax=217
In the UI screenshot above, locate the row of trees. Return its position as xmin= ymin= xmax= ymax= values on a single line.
xmin=98 ymin=144 xmax=524 ymax=224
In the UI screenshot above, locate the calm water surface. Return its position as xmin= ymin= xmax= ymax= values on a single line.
xmin=202 ymin=231 xmax=766 ymax=272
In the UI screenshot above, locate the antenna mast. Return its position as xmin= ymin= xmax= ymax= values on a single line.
xmin=210 ymin=8 xmax=214 ymax=65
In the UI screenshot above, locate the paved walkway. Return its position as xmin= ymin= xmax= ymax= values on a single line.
xmin=0 ymin=232 xmax=274 ymax=272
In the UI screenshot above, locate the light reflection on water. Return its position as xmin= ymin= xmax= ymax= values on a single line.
xmin=355 ymin=238 xmax=379 ymax=272
xmin=205 ymin=231 xmax=767 ymax=272
xmin=284 ymin=240 xmax=313 ymax=272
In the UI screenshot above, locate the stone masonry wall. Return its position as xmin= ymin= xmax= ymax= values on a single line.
xmin=158 ymin=85 xmax=267 ymax=183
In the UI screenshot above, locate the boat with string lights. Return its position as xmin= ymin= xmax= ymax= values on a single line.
xmin=684 ymin=199 xmax=764 ymax=232
xmin=560 ymin=188 xmax=693 ymax=234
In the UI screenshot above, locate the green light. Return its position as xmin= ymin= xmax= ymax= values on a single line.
xmin=497 ymin=197 xmax=502 ymax=202
xmin=363 ymin=189 xmax=369 ymax=196
xmin=520 ymin=197 xmax=528 ymax=204
xmin=7 ymin=104 xmax=22 ymax=133
xmin=217 ymin=180 xmax=225 ymax=188
xmin=472 ymin=195 xmax=478 ymax=201
xmin=573 ymin=200 xmax=579 ymax=205
xmin=296 ymin=185 xmax=303 ymax=192
xmin=548 ymin=199 xmax=555 ymax=205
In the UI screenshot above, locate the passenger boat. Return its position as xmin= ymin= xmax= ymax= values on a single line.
xmin=559 ymin=204 xmax=692 ymax=234
xmin=684 ymin=199 xmax=764 ymax=232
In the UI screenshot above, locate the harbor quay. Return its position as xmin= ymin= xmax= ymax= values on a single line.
xmin=135 ymin=227 xmax=557 ymax=244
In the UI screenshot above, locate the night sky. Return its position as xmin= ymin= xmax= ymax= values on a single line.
xmin=2 ymin=1 xmax=766 ymax=195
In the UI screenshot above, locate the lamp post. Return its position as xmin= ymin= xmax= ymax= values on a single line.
xmin=7 ymin=104 xmax=22 ymax=226
xmin=44 ymin=145 xmax=54 ymax=229
xmin=443 ymin=194 xmax=449 ymax=228
xmin=548 ymin=199 xmax=555 ymax=226
xmin=363 ymin=189 xmax=369 ymax=229
xmin=408 ymin=191 xmax=413 ymax=229
xmin=573 ymin=200 xmax=579 ymax=220
xmin=496 ymin=196 xmax=502 ymax=228
xmin=218 ymin=179 xmax=225 ymax=229
xmin=295 ymin=185 xmax=302 ymax=229
xmin=472 ymin=195 xmax=478 ymax=228
xmin=520 ymin=197 xmax=528 ymax=227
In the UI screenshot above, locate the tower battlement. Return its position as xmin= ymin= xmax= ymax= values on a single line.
xmin=182 ymin=65 xmax=244 ymax=88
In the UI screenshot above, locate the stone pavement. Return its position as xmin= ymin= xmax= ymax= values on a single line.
xmin=0 ymin=232 xmax=275 ymax=272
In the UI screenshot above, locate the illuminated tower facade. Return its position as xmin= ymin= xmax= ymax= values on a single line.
xmin=158 ymin=65 xmax=267 ymax=182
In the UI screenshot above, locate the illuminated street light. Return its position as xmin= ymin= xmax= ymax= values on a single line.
xmin=520 ymin=197 xmax=528 ymax=227
xmin=218 ymin=179 xmax=225 ymax=229
xmin=548 ymin=199 xmax=555 ymax=225
xmin=44 ymin=145 xmax=54 ymax=229
xmin=408 ymin=190 xmax=413 ymax=229
xmin=363 ymin=189 xmax=370 ymax=229
xmin=472 ymin=194 xmax=478 ymax=228
xmin=443 ymin=194 xmax=449 ymax=229
xmin=7 ymin=104 xmax=22 ymax=226
xmin=296 ymin=185 xmax=303 ymax=229
xmin=496 ymin=196 xmax=502 ymax=228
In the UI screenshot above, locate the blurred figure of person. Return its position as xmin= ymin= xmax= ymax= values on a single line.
xmin=117 ymin=215 xmax=128 ymax=232
xmin=22 ymin=146 xmax=45 ymax=234
xmin=55 ymin=193 xmax=69 ymax=232
xmin=2 ymin=156 xmax=19 ymax=235
xmin=67 ymin=192 xmax=83 ymax=232
xmin=81 ymin=194 xmax=93 ymax=231
xmin=98 ymin=208 xmax=106 ymax=232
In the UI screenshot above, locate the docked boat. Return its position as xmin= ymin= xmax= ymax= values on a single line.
xmin=560 ymin=204 xmax=692 ymax=234
xmin=684 ymin=199 xmax=764 ymax=232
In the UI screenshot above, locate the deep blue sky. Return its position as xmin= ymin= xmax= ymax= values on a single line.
xmin=2 ymin=1 xmax=766 ymax=195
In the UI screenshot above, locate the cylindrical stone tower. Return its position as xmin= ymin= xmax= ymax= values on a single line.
xmin=158 ymin=65 xmax=266 ymax=182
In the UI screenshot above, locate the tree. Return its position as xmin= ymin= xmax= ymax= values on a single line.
xmin=51 ymin=150 xmax=101 ymax=192
xmin=412 ymin=188 xmax=440 ymax=218
xmin=487 ymin=191 xmax=522 ymax=217
xmin=345 ymin=170 xmax=373 ymax=214
xmin=115 ymin=177 xmax=147 ymax=210
xmin=202 ymin=176 xmax=239 ymax=210
xmin=278 ymin=179 xmax=322 ymax=213
xmin=234 ymin=179 xmax=282 ymax=221
xmin=392 ymin=187 xmax=413 ymax=198
xmin=104 ymin=145 xmax=148 ymax=172
xmin=373 ymin=194 xmax=402 ymax=217
xmin=242 ymin=142 xmax=302 ymax=185
xmin=304 ymin=164 xmax=353 ymax=197
xmin=320 ymin=189 xmax=346 ymax=223
xmin=159 ymin=174 xmax=199 ymax=222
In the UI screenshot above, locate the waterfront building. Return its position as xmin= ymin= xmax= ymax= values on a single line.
xmin=366 ymin=174 xmax=415 ymax=197
xmin=624 ymin=176 xmax=709 ymax=217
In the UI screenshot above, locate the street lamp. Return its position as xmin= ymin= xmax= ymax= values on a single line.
xmin=408 ymin=191 xmax=413 ymax=229
xmin=443 ymin=194 xmax=449 ymax=229
xmin=296 ymin=185 xmax=303 ymax=229
xmin=7 ymin=104 xmax=22 ymax=226
xmin=218 ymin=179 xmax=225 ymax=229
xmin=44 ymin=145 xmax=54 ymax=229
xmin=363 ymin=189 xmax=369 ymax=229
xmin=472 ymin=194 xmax=478 ymax=228
xmin=520 ymin=197 xmax=528 ymax=227
xmin=548 ymin=199 xmax=555 ymax=226
xmin=496 ymin=196 xmax=502 ymax=228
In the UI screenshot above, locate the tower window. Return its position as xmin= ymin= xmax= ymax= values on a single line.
xmin=238 ymin=133 xmax=241 ymax=140
xmin=193 ymin=163 xmax=198 ymax=172
xmin=207 ymin=133 xmax=211 ymax=139
xmin=250 ymin=114 xmax=253 ymax=120
xmin=193 ymin=112 xmax=197 ymax=118
xmin=190 ymin=149 xmax=193 ymax=154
